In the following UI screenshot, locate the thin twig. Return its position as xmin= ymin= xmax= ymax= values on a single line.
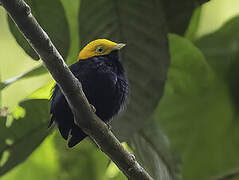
xmin=213 ymin=169 xmax=239 ymax=180
xmin=0 ymin=0 xmax=153 ymax=179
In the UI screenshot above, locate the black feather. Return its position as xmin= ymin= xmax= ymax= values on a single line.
xmin=50 ymin=50 xmax=128 ymax=147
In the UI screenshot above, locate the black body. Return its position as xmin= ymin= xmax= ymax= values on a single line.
xmin=49 ymin=50 xmax=128 ymax=147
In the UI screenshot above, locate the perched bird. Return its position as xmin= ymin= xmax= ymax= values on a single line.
xmin=49 ymin=39 xmax=128 ymax=147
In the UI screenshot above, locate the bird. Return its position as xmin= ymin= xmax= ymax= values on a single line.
xmin=49 ymin=39 xmax=128 ymax=147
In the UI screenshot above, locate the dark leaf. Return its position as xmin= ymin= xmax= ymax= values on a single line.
xmin=79 ymin=0 xmax=170 ymax=140
xmin=129 ymin=121 xmax=181 ymax=180
xmin=7 ymin=0 xmax=70 ymax=60
xmin=161 ymin=0 xmax=209 ymax=34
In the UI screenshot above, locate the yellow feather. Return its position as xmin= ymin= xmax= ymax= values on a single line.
xmin=78 ymin=39 xmax=125 ymax=60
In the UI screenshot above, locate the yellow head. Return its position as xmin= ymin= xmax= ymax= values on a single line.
xmin=78 ymin=39 xmax=126 ymax=60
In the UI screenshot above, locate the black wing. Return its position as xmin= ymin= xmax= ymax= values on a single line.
xmin=49 ymin=60 xmax=118 ymax=147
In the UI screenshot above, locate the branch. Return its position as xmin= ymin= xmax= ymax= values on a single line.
xmin=0 ymin=0 xmax=153 ymax=179
xmin=213 ymin=169 xmax=239 ymax=180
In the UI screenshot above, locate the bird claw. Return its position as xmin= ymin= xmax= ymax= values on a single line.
xmin=90 ymin=104 xmax=96 ymax=113
xmin=106 ymin=122 xmax=112 ymax=130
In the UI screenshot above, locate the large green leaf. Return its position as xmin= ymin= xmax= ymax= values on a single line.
xmin=7 ymin=0 xmax=70 ymax=60
xmin=0 ymin=99 xmax=50 ymax=176
xmin=129 ymin=121 xmax=181 ymax=180
xmin=156 ymin=34 xmax=239 ymax=180
xmin=79 ymin=0 xmax=170 ymax=141
xmin=195 ymin=16 xmax=239 ymax=109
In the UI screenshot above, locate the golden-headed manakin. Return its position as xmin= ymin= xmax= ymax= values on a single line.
xmin=49 ymin=39 xmax=128 ymax=147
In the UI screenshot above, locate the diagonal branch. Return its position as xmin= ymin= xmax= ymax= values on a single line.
xmin=0 ymin=0 xmax=153 ymax=179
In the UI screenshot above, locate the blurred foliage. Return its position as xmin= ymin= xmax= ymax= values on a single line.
xmin=1 ymin=0 xmax=239 ymax=180
xmin=7 ymin=0 xmax=70 ymax=60
xmin=185 ymin=7 xmax=202 ymax=41
xmin=0 ymin=99 xmax=50 ymax=176
xmin=156 ymin=34 xmax=238 ymax=180
xmin=0 ymin=65 xmax=47 ymax=90
xmin=129 ymin=122 xmax=181 ymax=180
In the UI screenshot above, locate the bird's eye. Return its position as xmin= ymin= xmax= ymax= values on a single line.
xmin=96 ymin=46 xmax=104 ymax=53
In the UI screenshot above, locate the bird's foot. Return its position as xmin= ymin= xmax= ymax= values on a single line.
xmin=106 ymin=122 xmax=112 ymax=130
xmin=90 ymin=104 xmax=96 ymax=113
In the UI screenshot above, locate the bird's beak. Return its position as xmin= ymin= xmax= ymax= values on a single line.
xmin=113 ymin=43 xmax=126 ymax=50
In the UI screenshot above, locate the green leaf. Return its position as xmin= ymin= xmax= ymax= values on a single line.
xmin=0 ymin=73 xmax=2 ymax=107
xmin=0 ymin=99 xmax=50 ymax=176
xmin=0 ymin=65 xmax=47 ymax=91
xmin=60 ymin=0 xmax=80 ymax=65
xmin=195 ymin=16 xmax=239 ymax=77
xmin=7 ymin=16 xmax=39 ymax=60
xmin=7 ymin=0 xmax=70 ymax=60
xmin=79 ymin=0 xmax=170 ymax=140
xmin=195 ymin=16 xmax=239 ymax=109
xmin=1 ymin=134 xmax=59 ymax=180
xmin=161 ymin=0 xmax=207 ymax=35
xmin=53 ymin=135 xmax=110 ymax=180
xmin=184 ymin=7 xmax=202 ymax=41
xmin=27 ymin=81 xmax=54 ymax=100
xmin=168 ymin=34 xmax=214 ymax=96
xmin=129 ymin=121 xmax=181 ymax=180
xmin=156 ymin=34 xmax=239 ymax=180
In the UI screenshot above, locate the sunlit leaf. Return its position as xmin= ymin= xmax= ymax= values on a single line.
xmin=7 ymin=0 xmax=70 ymax=60
xmin=105 ymin=161 xmax=125 ymax=180
xmin=27 ymin=81 xmax=54 ymax=100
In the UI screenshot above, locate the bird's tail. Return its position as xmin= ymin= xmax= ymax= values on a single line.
xmin=68 ymin=125 xmax=88 ymax=148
